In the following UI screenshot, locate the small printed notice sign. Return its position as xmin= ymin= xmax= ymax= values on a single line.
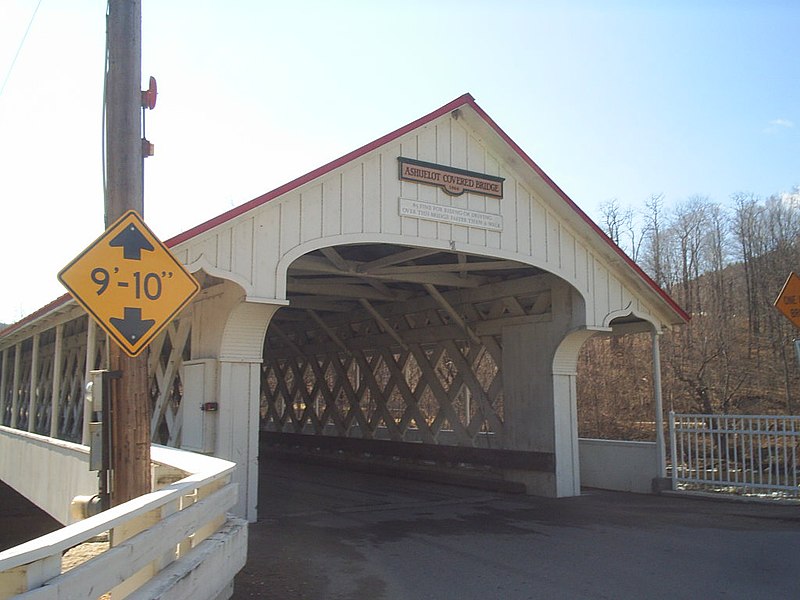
xmin=399 ymin=198 xmax=503 ymax=231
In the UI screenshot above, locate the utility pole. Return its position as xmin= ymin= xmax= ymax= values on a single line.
xmin=105 ymin=0 xmax=151 ymax=504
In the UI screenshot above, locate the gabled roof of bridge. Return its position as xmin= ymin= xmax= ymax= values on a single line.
xmin=1 ymin=93 xmax=688 ymax=342
xmin=165 ymin=92 xmax=688 ymax=325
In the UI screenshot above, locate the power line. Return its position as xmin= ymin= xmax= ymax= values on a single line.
xmin=0 ymin=0 xmax=45 ymax=100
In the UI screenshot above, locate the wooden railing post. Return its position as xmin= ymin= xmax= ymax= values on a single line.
xmin=49 ymin=324 xmax=64 ymax=438
xmin=10 ymin=343 xmax=21 ymax=429
xmin=0 ymin=555 xmax=61 ymax=599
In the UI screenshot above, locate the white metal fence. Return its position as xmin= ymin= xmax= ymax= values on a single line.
xmin=669 ymin=412 xmax=800 ymax=498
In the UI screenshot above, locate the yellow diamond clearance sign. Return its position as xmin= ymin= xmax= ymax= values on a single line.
xmin=58 ymin=210 xmax=199 ymax=357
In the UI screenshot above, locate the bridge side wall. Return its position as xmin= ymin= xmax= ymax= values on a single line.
xmin=0 ymin=426 xmax=96 ymax=524
xmin=579 ymin=439 xmax=659 ymax=494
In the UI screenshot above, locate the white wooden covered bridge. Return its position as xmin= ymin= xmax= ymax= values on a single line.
xmin=0 ymin=93 xmax=688 ymax=526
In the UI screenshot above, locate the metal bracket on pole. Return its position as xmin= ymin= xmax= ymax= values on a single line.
xmin=86 ymin=369 xmax=122 ymax=511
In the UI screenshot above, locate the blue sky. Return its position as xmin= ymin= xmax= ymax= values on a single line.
xmin=1 ymin=0 xmax=798 ymax=323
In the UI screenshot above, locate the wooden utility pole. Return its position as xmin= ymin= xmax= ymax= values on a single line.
xmin=105 ymin=0 xmax=151 ymax=504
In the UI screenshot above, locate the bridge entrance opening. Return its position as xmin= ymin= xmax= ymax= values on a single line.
xmin=258 ymin=242 xmax=571 ymax=491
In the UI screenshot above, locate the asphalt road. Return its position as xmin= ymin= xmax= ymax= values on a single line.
xmin=234 ymin=458 xmax=800 ymax=600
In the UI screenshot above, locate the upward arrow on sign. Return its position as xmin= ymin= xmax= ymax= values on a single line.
xmin=109 ymin=223 xmax=155 ymax=260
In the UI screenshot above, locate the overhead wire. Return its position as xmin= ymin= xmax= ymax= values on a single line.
xmin=0 ymin=0 xmax=45 ymax=100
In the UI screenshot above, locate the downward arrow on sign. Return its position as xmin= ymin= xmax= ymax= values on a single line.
xmin=110 ymin=307 xmax=155 ymax=344
xmin=110 ymin=223 xmax=155 ymax=260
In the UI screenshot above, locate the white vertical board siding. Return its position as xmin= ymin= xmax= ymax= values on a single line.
xmin=300 ymin=186 xmax=323 ymax=243
xmin=467 ymin=129 xmax=488 ymax=248
xmin=321 ymin=177 xmax=341 ymax=238
xmin=190 ymin=234 xmax=219 ymax=272
xmin=172 ymin=110 xmax=669 ymax=331
xmin=398 ymin=140 xmax=419 ymax=239
xmin=381 ymin=145 xmax=403 ymax=235
xmin=417 ymin=125 xmax=440 ymax=241
xmin=217 ymin=227 xmax=233 ymax=274
xmin=342 ymin=164 xmax=364 ymax=235
xmin=280 ymin=194 xmax=303 ymax=253
xmin=363 ymin=154 xmax=382 ymax=233
xmin=593 ymin=260 xmax=611 ymax=325
xmin=232 ymin=218 xmax=254 ymax=284
xmin=561 ymin=229 xmax=576 ymax=281
xmin=576 ymin=244 xmax=589 ymax=297
xmin=252 ymin=209 xmax=281 ymax=299
xmin=530 ymin=197 xmax=548 ymax=264
xmin=546 ymin=210 xmax=560 ymax=268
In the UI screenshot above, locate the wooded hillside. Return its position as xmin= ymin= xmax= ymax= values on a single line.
xmin=577 ymin=190 xmax=800 ymax=439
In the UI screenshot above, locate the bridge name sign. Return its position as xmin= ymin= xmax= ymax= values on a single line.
xmin=398 ymin=157 xmax=504 ymax=198
xmin=58 ymin=210 xmax=199 ymax=357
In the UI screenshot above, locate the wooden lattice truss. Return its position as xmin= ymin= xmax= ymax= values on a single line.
xmin=0 ymin=306 xmax=192 ymax=449
xmin=0 ymin=316 xmax=106 ymax=443
xmin=262 ymin=244 xmax=553 ymax=448
xmin=148 ymin=314 xmax=192 ymax=447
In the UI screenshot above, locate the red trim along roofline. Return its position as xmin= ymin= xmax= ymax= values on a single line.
xmin=0 ymin=293 xmax=73 ymax=339
xmin=2 ymin=93 xmax=688 ymax=338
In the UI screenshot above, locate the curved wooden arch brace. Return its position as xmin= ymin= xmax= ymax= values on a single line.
xmin=185 ymin=254 xmax=256 ymax=299
xmin=219 ymin=301 xmax=281 ymax=362
xmin=602 ymin=306 xmax=662 ymax=334
xmin=552 ymin=326 xmax=610 ymax=376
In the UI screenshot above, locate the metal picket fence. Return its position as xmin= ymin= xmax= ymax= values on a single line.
xmin=669 ymin=412 xmax=800 ymax=499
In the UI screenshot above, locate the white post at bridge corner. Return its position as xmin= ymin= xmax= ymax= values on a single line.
xmin=651 ymin=329 xmax=666 ymax=478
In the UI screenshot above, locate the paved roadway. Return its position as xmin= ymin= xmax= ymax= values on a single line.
xmin=234 ymin=458 xmax=800 ymax=600
xmin=3 ymin=461 xmax=799 ymax=599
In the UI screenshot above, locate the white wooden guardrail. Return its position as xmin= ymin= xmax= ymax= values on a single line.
xmin=0 ymin=445 xmax=246 ymax=599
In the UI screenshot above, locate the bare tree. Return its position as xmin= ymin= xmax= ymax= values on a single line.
xmin=580 ymin=188 xmax=800 ymax=441
xmin=600 ymin=198 xmax=644 ymax=262
xmin=732 ymin=193 xmax=762 ymax=347
xmin=642 ymin=193 xmax=667 ymax=288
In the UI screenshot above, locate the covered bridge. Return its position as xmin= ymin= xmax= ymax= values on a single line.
xmin=0 ymin=93 xmax=688 ymax=521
